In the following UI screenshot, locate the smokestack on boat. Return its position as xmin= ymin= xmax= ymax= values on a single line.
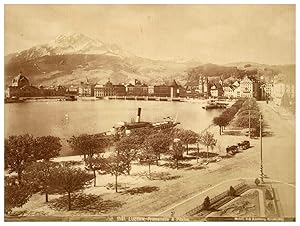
xmin=136 ymin=107 xmax=141 ymax=123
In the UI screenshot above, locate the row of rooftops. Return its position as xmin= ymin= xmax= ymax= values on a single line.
xmin=10 ymin=71 xmax=282 ymax=92
xmin=80 ymin=78 xmax=181 ymax=89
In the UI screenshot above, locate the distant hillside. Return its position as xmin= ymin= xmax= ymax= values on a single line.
xmin=5 ymin=34 xmax=294 ymax=87
xmin=5 ymin=34 xmax=196 ymax=87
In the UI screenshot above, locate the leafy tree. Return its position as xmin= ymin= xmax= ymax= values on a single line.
xmin=235 ymin=113 xmax=264 ymax=137
xmin=213 ymin=116 xmax=229 ymax=135
xmin=5 ymin=176 xmax=33 ymax=214
xmin=203 ymin=196 xmax=211 ymax=210
xmin=102 ymin=151 xmax=127 ymax=192
xmin=84 ymin=155 xmax=106 ymax=187
xmin=5 ymin=134 xmax=37 ymax=185
xmin=199 ymin=131 xmax=217 ymax=163
xmin=51 ymin=166 xmax=94 ymax=211
xmin=34 ymin=136 xmax=62 ymax=161
xmin=130 ymin=127 xmax=155 ymax=138
xmin=139 ymin=141 xmax=159 ymax=178
xmin=179 ymin=130 xmax=199 ymax=155
xmin=24 ymin=161 xmax=61 ymax=202
xmin=116 ymin=134 xmax=144 ymax=175
xmin=67 ymin=134 xmax=108 ymax=160
xmin=143 ymin=131 xmax=171 ymax=165
xmin=167 ymin=139 xmax=185 ymax=169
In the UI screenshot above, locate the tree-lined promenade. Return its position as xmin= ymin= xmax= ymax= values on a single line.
xmin=5 ymin=124 xmax=220 ymax=213
xmin=5 ymin=98 xmax=270 ymax=216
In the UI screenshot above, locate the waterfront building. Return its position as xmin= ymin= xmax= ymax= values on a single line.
xmin=141 ymin=84 xmax=148 ymax=96
xmin=210 ymin=84 xmax=218 ymax=97
xmin=153 ymin=80 xmax=183 ymax=98
xmin=113 ymin=84 xmax=126 ymax=96
xmin=210 ymin=83 xmax=223 ymax=97
xmin=94 ymin=84 xmax=105 ymax=97
xmin=240 ymin=76 xmax=253 ymax=98
xmin=11 ymin=72 xmax=30 ymax=87
xmin=198 ymin=76 xmax=209 ymax=96
xmin=103 ymin=80 xmax=114 ymax=96
xmin=126 ymin=83 xmax=135 ymax=96
xmin=223 ymin=86 xmax=235 ymax=98
xmin=233 ymin=85 xmax=241 ymax=98
xmin=45 ymin=85 xmax=56 ymax=96
xmin=154 ymin=84 xmax=170 ymax=97
xmin=6 ymin=72 xmax=42 ymax=98
xmin=67 ymin=85 xmax=79 ymax=95
xmin=170 ymin=80 xmax=180 ymax=98
xmin=94 ymin=80 xmax=117 ymax=97
xmin=148 ymin=85 xmax=154 ymax=96
xmin=78 ymin=78 xmax=95 ymax=97
xmin=232 ymin=80 xmax=240 ymax=88
xmin=55 ymin=85 xmax=67 ymax=96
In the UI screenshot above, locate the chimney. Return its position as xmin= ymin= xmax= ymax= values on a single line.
xmin=136 ymin=107 xmax=141 ymax=123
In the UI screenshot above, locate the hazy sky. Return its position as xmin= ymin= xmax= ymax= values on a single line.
xmin=5 ymin=4 xmax=295 ymax=64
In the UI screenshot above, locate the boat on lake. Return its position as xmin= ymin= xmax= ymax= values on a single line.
xmin=108 ymin=107 xmax=180 ymax=135
xmin=64 ymin=95 xmax=77 ymax=101
xmin=4 ymin=97 xmax=25 ymax=103
xmin=202 ymin=99 xmax=229 ymax=110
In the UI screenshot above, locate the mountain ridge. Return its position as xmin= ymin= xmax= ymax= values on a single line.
xmin=5 ymin=33 xmax=294 ymax=87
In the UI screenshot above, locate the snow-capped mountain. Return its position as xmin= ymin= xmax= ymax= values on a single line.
xmin=4 ymin=33 xmax=191 ymax=86
xmin=10 ymin=33 xmax=133 ymax=61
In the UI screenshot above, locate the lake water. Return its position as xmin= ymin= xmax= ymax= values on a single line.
xmin=5 ymin=99 xmax=222 ymax=155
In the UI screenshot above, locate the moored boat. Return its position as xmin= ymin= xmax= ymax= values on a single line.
xmin=65 ymin=95 xmax=77 ymax=101
xmin=107 ymin=107 xmax=180 ymax=135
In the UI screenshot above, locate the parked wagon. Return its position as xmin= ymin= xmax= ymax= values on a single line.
xmin=226 ymin=145 xmax=238 ymax=155
xmin=238 ymin=140 xmax=250 ymax=150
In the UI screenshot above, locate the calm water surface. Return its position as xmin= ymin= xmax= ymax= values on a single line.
xmin=5 ymin=100 xmax=222 ymax=155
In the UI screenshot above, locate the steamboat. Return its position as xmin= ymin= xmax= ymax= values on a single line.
xmin=107 ymin=107 xmax=180 ymax=135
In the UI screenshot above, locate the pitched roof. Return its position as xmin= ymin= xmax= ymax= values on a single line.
xmin=171 ymin=80 xmax=179 ymax=87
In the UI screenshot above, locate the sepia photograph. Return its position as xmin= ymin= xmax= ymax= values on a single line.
xmin=3 ymin=2 xmax=296 ymax=222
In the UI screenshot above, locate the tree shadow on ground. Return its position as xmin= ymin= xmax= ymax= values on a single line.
xmin=262 ymin=131 xmax=274 ymax=137
xmin=223 ymin=131 xmax=244 ymax=136
xmin=220 ymin=154 xmax=233 ymax=159
xmin=160 ymin=162 xmax=193 ymax=169
xmin=105 ymin=183 xmax=130 ymax=191
xmin=149 ymin=172 xmax=181 ymax=181
xmin=122 ymin=186 xmax=159 ymax=195
xmin=48 ymin=193 xmax=124 ymax=213
xmin=131 ymin=171 xmax=181 ymax=181
xmin=192 ymin=152 xmax=219 ymax=158
xmin=185 ymin=164 xmax=207 ymax=171
xmin=181 ymin=156 xmax=197 ymax=160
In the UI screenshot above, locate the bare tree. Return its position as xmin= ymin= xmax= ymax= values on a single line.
xmin=84 ymin=155 xmax=106 ymax=187
xmin=102 ymin=151 xmax=127 ymax=193
xmin=199 ymin=131 xmax=217 ymax=163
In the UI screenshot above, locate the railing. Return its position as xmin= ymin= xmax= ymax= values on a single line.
xmin=185 ymin=182 xmax=248 ymax=217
